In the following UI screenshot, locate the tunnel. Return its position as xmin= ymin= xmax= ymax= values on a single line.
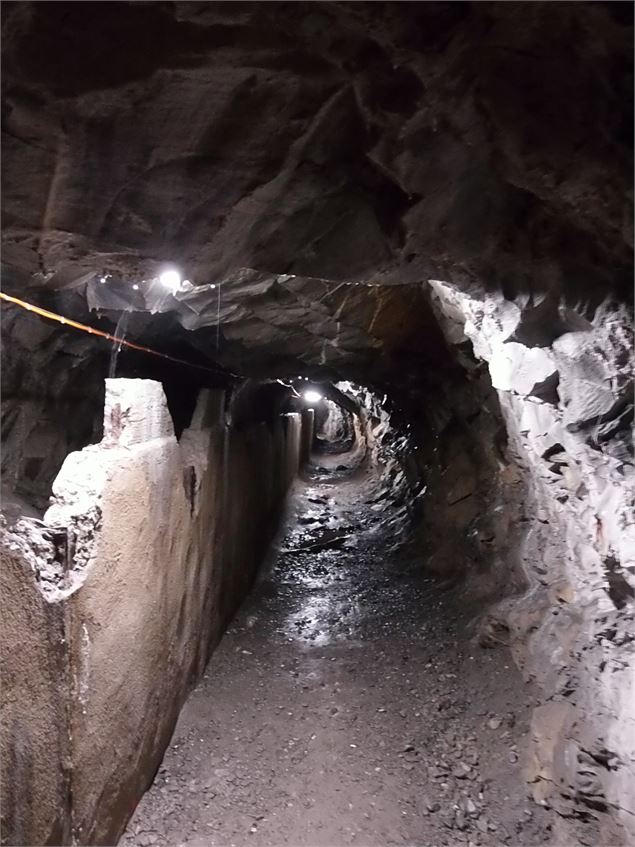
xmin=0 ymin=2 xmax=633 ymax=846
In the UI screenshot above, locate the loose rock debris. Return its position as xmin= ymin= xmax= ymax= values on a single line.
xmin=123 ymin=453 xmax=551 ymax=846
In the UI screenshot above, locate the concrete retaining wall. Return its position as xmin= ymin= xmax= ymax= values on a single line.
xmin=300 ymin=408 xmax=315 ymax=465
xmin=0 ymin=379 xmax=307 ymax=846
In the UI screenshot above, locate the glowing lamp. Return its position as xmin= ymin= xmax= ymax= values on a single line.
xmin=159 ymin=269 xmax=181 ymax=293
xmin=303 ymin=390 xmax=322 ymax=404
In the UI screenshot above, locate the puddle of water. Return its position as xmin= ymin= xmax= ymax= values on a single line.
xmin=283 ymin=594 xmax=362 ymax=647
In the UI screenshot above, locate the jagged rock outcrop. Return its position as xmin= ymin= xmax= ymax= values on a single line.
xmin=428 ymin=282 xmax=634 ymax=845
xmin=1 ymin=2 xmax=632 ymax=356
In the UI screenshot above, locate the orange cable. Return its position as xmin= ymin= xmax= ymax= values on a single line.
xmin=0 ymin=291 xmax=231 ymax=376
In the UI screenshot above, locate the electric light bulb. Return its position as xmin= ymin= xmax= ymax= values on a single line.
xmin=303 ymin=390 xmax=322 ymax=404
xmin=159 ymin=269 xmax=181 ymax=293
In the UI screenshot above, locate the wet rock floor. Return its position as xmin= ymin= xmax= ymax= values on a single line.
xmin=123 ymin=453 xmax=551 ymax=847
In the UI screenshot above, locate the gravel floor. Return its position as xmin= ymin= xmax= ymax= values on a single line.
xmin=122 ymin=453 xmax=552 ymax=847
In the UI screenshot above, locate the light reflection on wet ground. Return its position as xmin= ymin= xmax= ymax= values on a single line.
xmin=262 ymin=452 xmax=424 ymax=651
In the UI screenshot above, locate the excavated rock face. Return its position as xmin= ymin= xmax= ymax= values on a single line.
xmin=1 ymin=2 xmax=633 ymax=844
xmin=1 ymin=307 xmax=106 ymax=515
xmin=1 ymin=1 xmax=632 ymax=376
xmin=423 ymin=286 xmax=634 ymax=844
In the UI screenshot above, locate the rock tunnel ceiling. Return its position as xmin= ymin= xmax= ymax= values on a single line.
xmin=1 ymin=0 xmax=633 ymax=384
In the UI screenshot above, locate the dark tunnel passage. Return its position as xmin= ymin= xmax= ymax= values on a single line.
xmin=0 ymin=3 xmax=633 ymax=847
xmin=312 ymin=397 xmax=356 ymax=455
xmin=120 ymin=394 xmax=549 ymax=847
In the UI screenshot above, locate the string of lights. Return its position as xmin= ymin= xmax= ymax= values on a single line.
xmin=0 ymin=291 xmax=234 ymax=377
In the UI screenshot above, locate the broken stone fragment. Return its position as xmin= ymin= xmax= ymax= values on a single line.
xmin=552 ymin=306 xmax=633 ymax=428
xmin=488 ymin=342 xmax=558 ymax=400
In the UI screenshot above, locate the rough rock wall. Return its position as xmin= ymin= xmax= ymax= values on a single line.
xmin=401 ymin=337 xmax=519 ymax=593
xmin=1 ymin=2 xmax=630 ymax=400
xmin=0 ymin=378 xmax=306 ymax=846
xmin=426 ymin=281 xmax=634 ymax=845
xmin=335 ymin=381 xmax=421 ymax=538
xmin=1 ymin=307 xmax=105 ymax=516
xmin=2 ymin=2 xmax=631 ymax=306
